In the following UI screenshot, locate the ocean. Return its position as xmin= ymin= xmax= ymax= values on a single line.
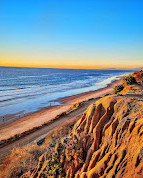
xmin=0 ymin=67 xmax=134 ymax=122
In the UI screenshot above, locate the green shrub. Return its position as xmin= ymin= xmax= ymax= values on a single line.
xmin=123 ymin=75 xmax=136 ymax=85
xmin=44 ymin=139 xmax=84 ymax=178
xmin=113 ymin=85 xmax=124 ymax=94
xmin=44 ymin=143 xmax=66 ymax=178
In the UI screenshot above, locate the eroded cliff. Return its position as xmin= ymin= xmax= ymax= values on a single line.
xmin=22 ymin=79 xmax=143 ymax=178
xmin=71 ymin=95 xmax=143 ymax=178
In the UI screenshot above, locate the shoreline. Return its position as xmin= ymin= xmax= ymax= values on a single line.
xmin=0 ymin=77 xmax=121 ymax=126
xmin=59 ymin=78 xmax=121 ymax=104
xmin=0 ymin=78 xmax=121 ymax=145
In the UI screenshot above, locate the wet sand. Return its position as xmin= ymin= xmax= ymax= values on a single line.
xmin=0 ymin=79 xmax=121 ymax=142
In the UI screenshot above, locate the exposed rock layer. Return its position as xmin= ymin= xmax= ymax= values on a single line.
xmin=72 ymin=95 xmax=143 ymax=178
xmin=22 ymin=85 xmax=143 ymax=178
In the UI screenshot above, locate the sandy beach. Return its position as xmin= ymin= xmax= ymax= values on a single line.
xmin=0 ymin=79 xmax=121 ymax=144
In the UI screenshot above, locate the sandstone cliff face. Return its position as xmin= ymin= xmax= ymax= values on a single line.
xmin=71 ymin=95 xmax=143 ymax=178
xmin=22 ymin=86 xmax=143 ymax=178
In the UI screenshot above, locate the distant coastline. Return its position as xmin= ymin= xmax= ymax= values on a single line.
xmin=0 ymin=67 xmax=133 ymax=124
xmin=0 ymin=65 xmax=139 ymax=70
xmin=0 ymin=78 xmax=121 ymax=162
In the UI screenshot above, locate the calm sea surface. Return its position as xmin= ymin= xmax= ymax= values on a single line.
xmin=0 ymin=67 xmax=134 ymax=121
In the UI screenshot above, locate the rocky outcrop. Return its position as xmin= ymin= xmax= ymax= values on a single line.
xmin=71 ymin=95 xmax=143 ymax=178
xmin=132 ymin=71 xmax=143 ymax=85
xmin=22 ymin=85 xmax=143 ymax=178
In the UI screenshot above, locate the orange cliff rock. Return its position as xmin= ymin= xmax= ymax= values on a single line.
xmin=132 ymin=71 xmax=143 ymax=85
xmin=71 ymin=95 xmax=143 ymax=178
xmin=121 ymin=85 xmax=143 ymax=95
xmin=22 ymin=88 xmax=143 ymax=178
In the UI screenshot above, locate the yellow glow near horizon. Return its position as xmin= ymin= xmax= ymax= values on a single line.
xmin=0 ymin=54 xmax=142 ymax=69
xmin=0 ymin=48 xmax=143 ymax=69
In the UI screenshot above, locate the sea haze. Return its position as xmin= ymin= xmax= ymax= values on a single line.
xmin=0 ymin=67 xmax=134 ymax=122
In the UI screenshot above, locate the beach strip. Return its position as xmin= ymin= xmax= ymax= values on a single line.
xmin=0 ymin=79 xmax=121 ymax=142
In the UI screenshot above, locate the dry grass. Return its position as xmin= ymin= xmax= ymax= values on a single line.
xmin=0 ymin=117 xmax=79 ymax=178
xmin=0 ymin=145 xmax=45 ymax=178
xmin=43 ymin=117 xmax=79 ymax=146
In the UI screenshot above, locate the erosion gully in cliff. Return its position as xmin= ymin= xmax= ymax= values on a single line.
xmin=22 ymin=83 xmax=143 ymax=178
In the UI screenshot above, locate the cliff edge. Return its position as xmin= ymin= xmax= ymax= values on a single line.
xmin=22 ymin=71 xmax=143 ymax=178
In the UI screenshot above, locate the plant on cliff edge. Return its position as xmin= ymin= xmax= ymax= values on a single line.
xmin=44 ymin=136 xmax=84 ymax=177
xmin=113 ymin=84 xmax=124 ymax=94
xmin=44 ymin=143 xmax=66 ymax=178
xmin=123 ymin=75 xmax=137 ymax=85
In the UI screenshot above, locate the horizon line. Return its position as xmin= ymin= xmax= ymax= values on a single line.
xmin=0 ymin=65 xmax=137 ymax=70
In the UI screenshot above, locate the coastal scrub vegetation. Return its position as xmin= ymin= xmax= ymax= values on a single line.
xmin=43 ymin=137 xmax=84 ymax=178
xmin=0 ymin=117 xmax=78 ymax=178
xmin=123 ymin=75 xmax=137 ymax=85
xmin=43 ymin=117 xmax=78 ymax=145
xmin=0 ymin=145 xmax=45 ymax=178
xmin=113 ymin=84 xmax=124 ymax=94
xmin=113 ymin=71 xmax=143 ymax=94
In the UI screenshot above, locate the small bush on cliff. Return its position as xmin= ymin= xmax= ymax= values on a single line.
xmin=123 ymin=75 xmax=137 ymax=85
xmin=113 ymin=85 xmax=124 ymax=94
xmin=44 ymin=143 xmax=66 ymax=178
xmin=44 ymin=136 xmax=84 ymax=177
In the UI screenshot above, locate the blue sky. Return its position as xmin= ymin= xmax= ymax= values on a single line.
xmin=0 ymin=0 xmax=143 ymax=68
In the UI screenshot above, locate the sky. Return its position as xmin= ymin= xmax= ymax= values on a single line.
xmin=0 ymin=0 xmax=143 ymax=69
